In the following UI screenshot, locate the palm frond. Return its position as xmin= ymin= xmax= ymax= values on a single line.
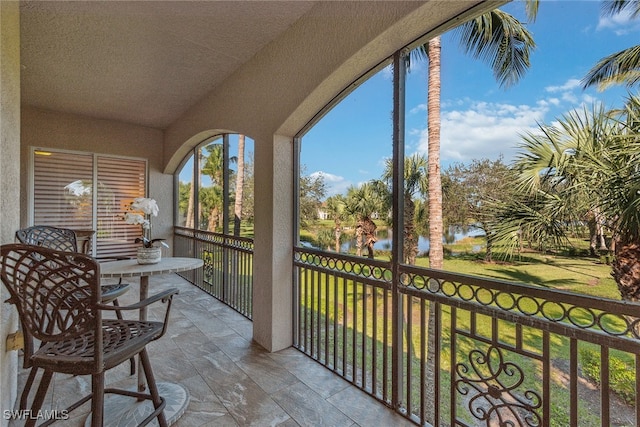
xmin=487 ymin=191 xmax=572 ymax=260
xmin=455 ymin=9 xmax=535 ymax=88
xmin=602 ymin=0 xmax=640 ymax=18
xmin=582 ymin=45 xmax=640 ymax=90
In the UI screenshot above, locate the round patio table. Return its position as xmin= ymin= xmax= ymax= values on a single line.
xmin=92 ymin=256 xmax=204 ymax=427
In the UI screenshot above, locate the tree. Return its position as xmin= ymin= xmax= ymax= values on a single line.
xmin=325 ymin=195 xmax=347 ymax=252
xmin=201 ymin=144 xmax=226 ymax=232
xmin=381 ymin=154 xmax=428 ymax=265
xmin=200 ymin=142 xmax=238 ymax=232
xmin=233 ymin=135 xmax=246 ymax=236
xmin=426 ymin=37 xmax=444 ymax=269
xmin=508 ymin=103 xmax=617 ymax=255
xmin=345 ymin=183 xmax=384 ymax=258
xmin=493 ymin=97 xmax=640 ymax=304
xmin=444 ymin=157 xmax=518 ymax=262
xmin=179 ymin=180 xmax=193 ymax=228
xmin=409 ymin=2 xmax=538 ymax=269
xmin=299 ymin=169 xmax=326 ymax=227
xmin=408 ymin=8 xmax=538 ymax=422
xmin=241 ymin=152 xmax=255 ymax=226
xmin=582 ymin=0 xmax=640 ymax=90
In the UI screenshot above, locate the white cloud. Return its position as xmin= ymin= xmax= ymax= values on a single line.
xmin=415 ymin=100 xmax=549 ymax=165
xmin=310 ymin=171 xmax=351 ymax=197
xmin=597 ymin=10 xmax=640 ymax=35
xmin=410 ymin=103 xmax=427 ymax=114
xmin=408 ymin=71 xmax=610 ymax=167
xmin=545 ymin=79 xmax=581 ymax=93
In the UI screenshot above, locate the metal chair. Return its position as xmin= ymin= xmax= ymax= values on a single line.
xmin=15 ymin=225 xmax=131 ymax=305
xmin=1 ymin=243 xmax=177 ymax=427
xmin=14 ymin=225 xmax=135 ymax=412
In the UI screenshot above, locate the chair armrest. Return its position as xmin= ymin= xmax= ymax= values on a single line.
xmin=98 ymin=288 xmax=179 ymax=338
xmin=98 ymin=288 xmax=179 ymax=311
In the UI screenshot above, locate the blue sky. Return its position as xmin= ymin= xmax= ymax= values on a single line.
xmin=301 ymin=0 xmax=640 ymax=197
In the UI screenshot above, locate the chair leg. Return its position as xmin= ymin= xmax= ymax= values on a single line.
xmin=112 ymin=298 xmax=136 ymax=376
xmin=139 ymin=348 xmax=168 ymax=427
xmin=26 ymin=370 xmax=53 ymax=427
xmin=20 ymin=367 xmax=38 ymax=410
xmin=90 ymin=373 xmax=104 ymax=427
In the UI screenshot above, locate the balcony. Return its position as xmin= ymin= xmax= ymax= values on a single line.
xmin=11 ymin=271 xmax=413 ymax=427
xmin=5 ymin=2 xmax=640 ymax=426
xmin=9 ymin=230 xmax=640 ymax=426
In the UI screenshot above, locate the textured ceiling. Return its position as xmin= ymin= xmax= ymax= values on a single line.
xmin=19 ymin=1 xmax=317 ymax=129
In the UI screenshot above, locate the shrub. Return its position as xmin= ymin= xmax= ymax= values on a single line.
xmin=580 ymin=349 xmax=635 ymax=405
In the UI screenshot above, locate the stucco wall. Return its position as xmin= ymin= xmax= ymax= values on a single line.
xmin=0 ymin=1 xmax=21 ymax=421
xmin=20 ymin=107 xmax=174 ymax=248
xmin=161 ymin=0 xmax=489 ymax=352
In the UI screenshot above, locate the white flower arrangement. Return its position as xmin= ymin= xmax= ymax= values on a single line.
xmin=124 ymin=197 xmax=168 ymax=248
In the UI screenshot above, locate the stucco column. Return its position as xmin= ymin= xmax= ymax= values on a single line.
xmin=252 ymin=134 xmax=293 ymax=352
xmin=1 ymin=0 xmax=21 ymax=421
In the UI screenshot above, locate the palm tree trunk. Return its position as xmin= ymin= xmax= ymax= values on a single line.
xmin=427 ymin=37 xmax=444 ymax=270
xmin=208 ymin=207 xmax=218 ymax=232
xmin=612 ymin=242 xmax=640 ymax=337
xmin=186 ymin=178 xmax=195 ymax=229
xmin=334 ymin=219 xmax=341 ymax=252
xmin=612 ymin=243 xmax=640 ymax=302
xmin=233 ymin=135 xmax=245 ymax=236
xmin=362 ymin=216 xmax=377 ymax=259
xmin=485 ymin=229 xmax=494 ymax=262
xmin=355 ymin=221 xmax=363 ymax=257
xmin=404 ymin=196 xmax=417 ymax=264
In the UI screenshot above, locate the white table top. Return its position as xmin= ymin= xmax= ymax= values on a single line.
xmin=99 ymin=256 xmax=203 ymax=278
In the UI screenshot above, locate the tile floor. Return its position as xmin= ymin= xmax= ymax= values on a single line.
xmin=10 ymin=273 xmax=416 ymax=427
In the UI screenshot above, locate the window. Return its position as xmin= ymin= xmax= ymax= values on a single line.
xmin=176 ymin=134 xmax=254 ymax=237
xmin=31 ymin=148 xmax=147 ymax=257
xmin=297 ymin=62 xmax=393 ymax=257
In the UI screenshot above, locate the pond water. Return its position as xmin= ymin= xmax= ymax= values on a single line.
xmin=339 ymin=225 xmax=485 ymax=255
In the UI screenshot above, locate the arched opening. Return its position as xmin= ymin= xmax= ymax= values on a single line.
xmin=174 ymin=133 xmax=255 ymax=318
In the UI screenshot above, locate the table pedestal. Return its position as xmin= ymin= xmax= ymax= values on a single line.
xmin=84 ymin=382 xmax=189 ymax=426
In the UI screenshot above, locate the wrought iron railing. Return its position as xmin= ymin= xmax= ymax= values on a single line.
xmin=174 ymin=226 xmax=254 ymax=319
xmin=293 ymin=246 xmax=640 ymax=427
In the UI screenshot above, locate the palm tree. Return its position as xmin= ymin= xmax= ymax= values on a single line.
xmin=408 ymin=8 xmax=538 ymax=422
xmin=325 ymin=194 xmax=347 ymax=252
xmin=382 ymin=154 xmax=428 ymax=265
xmin=345 ymin=183 xmax=384 ymax=258
xmin=233 ymin=135 xmax=246 ymax=236
xmin=409 ymin=2 xmax=538 ymax=269
xmin=582 ymin=0 xmax=640 ymax=90
xmin=491 ymin=104 xmax=616 ymax=256
xmin=427 ymin=37 xmax=444 ymax=269
xmin=201 ymin=144 xmax=225 ymax=231
xmin=493 ymin=97 xmax=640 ymax=304
xmin=201 ymin=143 xmax=237 ymax=232
xmin=593 ymin=95 xmax=640 ymax=302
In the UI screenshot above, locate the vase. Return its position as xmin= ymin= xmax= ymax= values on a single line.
xmin=137 ymin=246 xmax=162 ymax=264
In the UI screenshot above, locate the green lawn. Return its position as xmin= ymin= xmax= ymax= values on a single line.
xmin=296 ymin=231 xmax=629 ymax=426
xmin=441 ymin=237 xmax=618 ymax=299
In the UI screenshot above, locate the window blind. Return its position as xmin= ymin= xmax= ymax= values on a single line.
xmin=32 ymin=149 xmax=147 ymax=258
xmin=97 ymin=155 xmax=147 ymax=258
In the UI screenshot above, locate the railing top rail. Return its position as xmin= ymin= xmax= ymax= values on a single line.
xmin=399 ymin=263 xmax=640 ymax=317
xmin=174 ymin=226 xmax=255 ymax=245
xmin=294 ymin=246 xmax=391 ymax=269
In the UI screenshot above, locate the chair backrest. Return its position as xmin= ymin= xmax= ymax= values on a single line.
xmin=0 ymin=244 xmax=102 ymax=355
xmin=15 ymin=225 xmax=79 ymax=253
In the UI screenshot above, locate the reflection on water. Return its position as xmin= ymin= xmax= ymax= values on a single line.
xmin=339 ymin=225 xmax=484 ymax=255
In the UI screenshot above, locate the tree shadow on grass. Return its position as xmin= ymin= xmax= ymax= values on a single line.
xmin=471 ymin=267 xmax=582 ymax=289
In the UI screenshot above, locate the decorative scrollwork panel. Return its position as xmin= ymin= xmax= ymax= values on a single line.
xmin=455 ymin=344 xmax=542 ymax=427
